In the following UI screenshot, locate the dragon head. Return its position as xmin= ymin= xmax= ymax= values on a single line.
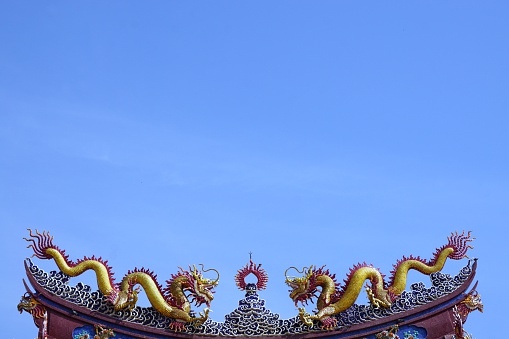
xmin=285 ymin=266 xmax=316 ymax=306
xmin=461 ymin=291 xmax=483 ymax=313
xmin=17 ymin=293 xmax=46 ymax=319
xmin=166 ymin=264 xmax=219 ymax=309
xmin=457 ymin=283 xmax=483 ymax=321
xmin=190 ymin=264 xmax=219 ymax=307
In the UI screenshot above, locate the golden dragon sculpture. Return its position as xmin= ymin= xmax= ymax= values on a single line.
xmin=285 ymin=231 xmax=474 ymax=330
xmin=25 ymin=229 xmax=219 ymax=331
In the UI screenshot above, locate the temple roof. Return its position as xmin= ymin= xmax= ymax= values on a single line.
xmin=19 ymin=230 xmax=482 ymax=339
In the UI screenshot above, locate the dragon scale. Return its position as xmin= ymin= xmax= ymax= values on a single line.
xmin=44 ymin=248 xmax=116 ymax=295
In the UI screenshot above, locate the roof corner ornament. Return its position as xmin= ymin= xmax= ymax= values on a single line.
xmin=17 ymin=292 xmax=46 ymax=320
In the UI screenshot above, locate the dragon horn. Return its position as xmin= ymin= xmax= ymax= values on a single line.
xmin=306 ymin=266 xmax=314 ymax=279
xmin=190 ymin=264 xmax=200 ymax=280
xmin=199 ymin=264 xmax=220 ymax=285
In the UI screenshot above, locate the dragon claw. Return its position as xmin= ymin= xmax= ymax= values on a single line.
xmin=169 ymin=321 xmax=186 ymax=332
xmin=298 ymin=308 xmax=315 ymax=327
xmin=320 ymin=317 xmax=337 ymax=330
xmin=191 ymin=307 xmax=210 ymax=327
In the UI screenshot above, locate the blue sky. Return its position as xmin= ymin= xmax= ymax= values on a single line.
xmin=1 ymin=2 xmax=507 ymax=338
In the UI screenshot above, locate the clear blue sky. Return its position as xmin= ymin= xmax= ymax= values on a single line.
xmin=1 ymin=2 xmax=507 ymax=338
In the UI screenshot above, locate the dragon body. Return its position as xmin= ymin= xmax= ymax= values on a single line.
xmin=25 ymin=229 xmax=219 ymax=331
xmin=285 ymin=231 xmax=474 ymax=329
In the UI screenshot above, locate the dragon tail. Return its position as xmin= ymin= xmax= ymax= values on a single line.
xmin=24 ymin=229 xmax=118 ymax=296
xmin=429 ymin=231 xmax=474 ymax=265
xmin=445 ymin=230 xmax=474 ymax=260
xmin=24 ymin=229 xmax=60 ymax=260
xmin=388 ymin=231 xmax=474 ymax=298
